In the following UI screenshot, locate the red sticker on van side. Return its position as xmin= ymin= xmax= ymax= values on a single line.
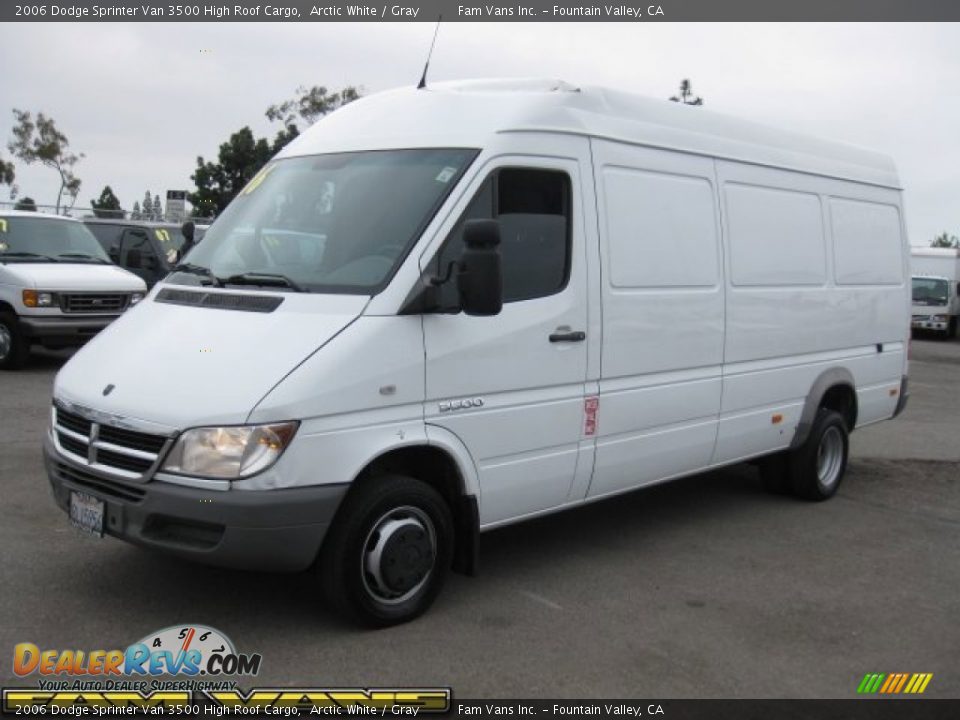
xmin=584 ymin=396 xmax=599 ymax=436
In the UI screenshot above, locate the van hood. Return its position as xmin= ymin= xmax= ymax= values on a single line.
xmin=2 ymin=262 xmax=146 ymax=291
xmin=54 ymin=288 xmax=368 ymax=430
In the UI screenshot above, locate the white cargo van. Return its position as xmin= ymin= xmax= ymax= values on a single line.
xmin=910 ymin=247 xmax=960 ymax=338
xmin=43 ymin=80 xmax=910 ymax=626
xmin=0 ymin=211 xmax=146 ymax=369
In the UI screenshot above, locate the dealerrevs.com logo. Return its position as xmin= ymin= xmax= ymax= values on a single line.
xmin=13 ymin=624 xmax=261 ymax=677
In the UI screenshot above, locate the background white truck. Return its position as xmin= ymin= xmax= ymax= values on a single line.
xmin=911 ymin=247 xmax=960 ymax=338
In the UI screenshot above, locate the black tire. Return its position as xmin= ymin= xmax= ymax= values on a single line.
xmin=949 ymin=317 xmax=957 ymax=340
xmin=0 ymin=312 xmax=30 ymax=370
xmin=788 ymin=409 xmax=849 ymax=501
xmin=318 ymin=474 xmax=453 ymax=627
xmin=758 ymin=452 xmax=792 ymax=495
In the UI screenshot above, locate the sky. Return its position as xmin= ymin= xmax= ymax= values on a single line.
xmin=0 ymin=21 xmax=958 ymax=246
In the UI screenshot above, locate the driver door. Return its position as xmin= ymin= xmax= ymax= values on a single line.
xmin=421 ymin=153 xmax=593 ymax=526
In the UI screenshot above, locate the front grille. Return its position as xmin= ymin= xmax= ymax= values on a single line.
xmin=96 ymin=449 xmax=154 ymax=474
xmin=57 ymin=432 xmax=87 ymax=458
xmin=53 ymin=405 xmax=172 ymax=479
xmin=59 ymin=293 xmax=129 ymax=314
xmin=55 ymin=462 xmax=146 ymax=503
xmin=56 ymin=408 xmax=91 ymax=436
xmin=98 ymin=425 xmax=167 ymax=454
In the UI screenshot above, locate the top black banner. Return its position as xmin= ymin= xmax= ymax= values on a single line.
xmin=3 ymin=0 xmax=960 ymax=22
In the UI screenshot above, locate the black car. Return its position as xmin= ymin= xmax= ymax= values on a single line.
xmin=83 ymin=219 xmax=205 ymax=288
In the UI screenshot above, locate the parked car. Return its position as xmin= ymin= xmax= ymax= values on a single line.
xmin=83 ymin=218 xmax=199 ymax=288
xmin=45 ymin=80 xmax=910 ymax=626
xmin=0 ymin=210 xmax=146 ymax=369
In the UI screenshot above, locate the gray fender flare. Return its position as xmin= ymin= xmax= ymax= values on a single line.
xmin=789 ymin=367 xmax=857 ymax=450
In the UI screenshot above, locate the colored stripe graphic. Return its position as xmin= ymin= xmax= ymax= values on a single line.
xmin=858 ymin=673 xmax=932 ymax=694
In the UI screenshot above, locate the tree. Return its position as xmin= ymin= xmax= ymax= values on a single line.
xmin=189 ymin=127 xmax=274 ymax=216
xmin=189 ymin=85 xmax=362 ymax=216
xmin=7 ymin=109 xmax=84 ymax=213
xmin=0 ymin=156 xmax=13 ymax=185
xmin=670 ymin=79 xmax=704 ymax=106
xmin=91 ymin=186 xmax=123 ymax=219
xmin=930 ymin=232 xmax=959 ymax=249
xmin=131 ymin=200 xmax=141 ymax=220
xmin=153 ymin=194 xmax=163 ymax=221
xmin=14 ymin=197 xmax=37 ymax=211
xmin=142 ymin=190 xmax=154 ymax=220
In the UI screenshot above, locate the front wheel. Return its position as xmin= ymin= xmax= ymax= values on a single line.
xmin=0 ymin=313 xmax=30 ymax=370
xmin=318 ymin=474 xmax=453 ymax=627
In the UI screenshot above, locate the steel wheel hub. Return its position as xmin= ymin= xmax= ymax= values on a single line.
xmin=362 ymin=506 xmax=436 ymax=604
xmin=0 ymin=324 xmax=11 ymax=361
xmin=817 ymin=426 xmax=844 ymax=488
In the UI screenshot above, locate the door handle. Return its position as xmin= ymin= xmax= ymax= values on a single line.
xmin=549 ymin=330 xmax=586 ymax=343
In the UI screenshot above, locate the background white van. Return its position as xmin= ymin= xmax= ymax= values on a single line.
xmin=44 ymin=80 xmax=910 ymax=626
xmin=0 ymin=211 xmax=146 ymax=369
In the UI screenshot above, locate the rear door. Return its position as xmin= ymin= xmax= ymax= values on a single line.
xmin=421 ymin=147 xmax=594 ymax=526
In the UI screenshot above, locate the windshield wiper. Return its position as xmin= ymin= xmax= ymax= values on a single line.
xmin=171 ymin=262 xmax=222 ymax=287
xmin=58 ymin=253 xmax=110 ymax=264
xmin=221 ymin=272 xmax=305 ymax=292
xmin=0 ymin=251 xmax=59 ymax=262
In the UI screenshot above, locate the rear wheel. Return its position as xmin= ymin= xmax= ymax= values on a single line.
xmin=788 ymin=409 xmax=849 ymax=501
xmin=318 ymin=474 xmax=453 ymax=627
xmin=0 ymin=313 xmax=29 ymax=370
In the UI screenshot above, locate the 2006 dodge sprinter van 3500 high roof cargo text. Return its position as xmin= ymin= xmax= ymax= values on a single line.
xmin=43 ymin=79 xmax=911 ymax=626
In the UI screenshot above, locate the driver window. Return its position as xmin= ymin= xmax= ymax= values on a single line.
xmin=434 ymin=167 xmax=571 ymax=308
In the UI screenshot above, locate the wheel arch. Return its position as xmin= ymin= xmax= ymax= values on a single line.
xmin=345 ymin=437 xmax=480 ymax=576
xmin=790 ymin=368 xmax=858 ymax=449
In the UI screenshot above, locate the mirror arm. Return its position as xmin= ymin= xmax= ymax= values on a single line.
xmin=429 ymin=260 xmax=461 ymax=287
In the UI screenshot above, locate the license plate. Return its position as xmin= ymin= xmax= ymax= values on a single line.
xmin=69 ymin=491 xmax=104 ymax=537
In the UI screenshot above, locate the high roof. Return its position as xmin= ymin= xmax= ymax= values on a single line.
xmin=279 ymin=78 xmax=900 ymax=189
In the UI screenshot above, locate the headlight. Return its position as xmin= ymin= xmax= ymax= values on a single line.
xmin=23 ymin=290 xmax=57 ymax=307
xmin=931 ymin=315 xmax=948 ymax=322
xmin=161 ymin=422 xmax=299 ymax=479
xmin=130 ymin=292 xmax=145 ymax=305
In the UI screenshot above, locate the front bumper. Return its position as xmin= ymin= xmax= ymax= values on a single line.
xmin=911 ymin=317 xmax=948 ymax=332
xmin=44 ymin=434 xmax=348 ymax=571
xmin=20 ymin=314 xmax=118 ymax=347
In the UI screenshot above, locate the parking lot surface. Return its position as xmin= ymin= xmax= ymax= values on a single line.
xmin=1 ymin=338 xmax=958 ymax=698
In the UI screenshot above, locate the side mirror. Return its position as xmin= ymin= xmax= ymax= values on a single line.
xmin=126 ymin=248 xmax=142 ymax=269
xmin=956 ymin=283 xmax=960 ymax=296
xmin=457 ymin=219 xmax=502 ymax=317
xmin=182 ymin=220 xmax=195 ymax=244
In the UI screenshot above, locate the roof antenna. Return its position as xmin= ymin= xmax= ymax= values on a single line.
xmin=417 ymin=15 xmax=442 ymax=89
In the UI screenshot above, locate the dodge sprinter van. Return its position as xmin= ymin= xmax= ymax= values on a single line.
xmin=44 ymin=80 xmax=911 ymax=626
xmin=0 ymin=211 xmax=146 ymax=369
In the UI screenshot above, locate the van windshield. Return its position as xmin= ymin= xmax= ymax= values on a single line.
xmin=912 ymin=277 xmax=949 ymax=306
xmin=0 ymin=216 xmax=112 ymax=263
xmin=170 ymin=149 xmax=477 ymax=293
